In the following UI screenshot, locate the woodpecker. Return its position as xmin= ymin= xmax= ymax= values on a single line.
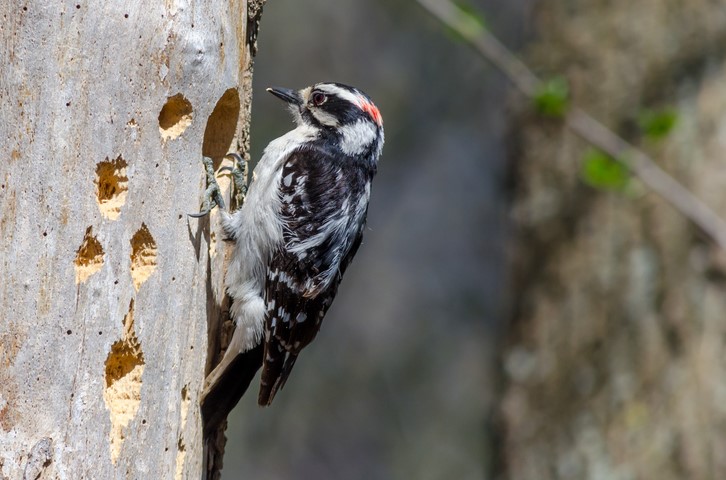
xmin=196 ymin=82 xmax=384 ymax=435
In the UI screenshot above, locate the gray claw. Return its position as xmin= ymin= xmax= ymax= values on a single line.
xmin=188 ymin=209 xmax=211 ymax=218
xmin=224 ymin=153 xmax=248 ymax=206
xmin=188 ymin=156 xmax=225 ymax=218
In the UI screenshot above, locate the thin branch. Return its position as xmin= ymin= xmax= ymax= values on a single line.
xmin=417 ymin=0 xmax=726 ymax=250
xmin=566 ymin=110 xmax=726 ymax=248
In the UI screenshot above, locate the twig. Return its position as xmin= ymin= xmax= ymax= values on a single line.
xmin=417 ymin=0 xmax=726 ymax=250
xmin=566 ymin=110 xmax=726 ymax=248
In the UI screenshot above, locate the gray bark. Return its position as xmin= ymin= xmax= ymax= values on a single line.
xmin=501 ymin=1 xmax=726 ymax=478
xmin=0 ymin=1 xmax=262 ymax=477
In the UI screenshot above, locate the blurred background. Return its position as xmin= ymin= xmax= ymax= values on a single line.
xmin=225 ymin=0 xmax=726 ymax=479
xmin=224 ymin=0 xmax=529 ymax=478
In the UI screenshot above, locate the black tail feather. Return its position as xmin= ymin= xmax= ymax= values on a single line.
xmin=202 ymin=344 xmax=264 ymax=438
xmin=258 ymin=350 xmax=298 ymax=406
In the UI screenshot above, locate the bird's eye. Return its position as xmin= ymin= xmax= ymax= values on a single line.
xmin=312 ymin=92 xmax=327 ymax=106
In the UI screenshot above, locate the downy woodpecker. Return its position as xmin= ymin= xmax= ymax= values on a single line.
xmin=197 ymin=82 xmax=384 ymax=434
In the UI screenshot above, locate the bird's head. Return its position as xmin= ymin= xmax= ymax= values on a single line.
xmin=267 ymin=82 xmax=384 ymax=158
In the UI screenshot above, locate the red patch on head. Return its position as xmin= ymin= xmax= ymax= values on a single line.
xmin=357 ymin=97 xmax=383 ymax=126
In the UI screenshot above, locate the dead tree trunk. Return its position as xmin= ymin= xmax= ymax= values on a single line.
xmin=500 ymin=1 xmax=726 ymax=478
xmin=0 ymin=1 xmax=264 ymax=477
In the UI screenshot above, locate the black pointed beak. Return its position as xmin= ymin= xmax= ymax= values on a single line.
xmin=266 ymin=87 xmax=303 ymax=106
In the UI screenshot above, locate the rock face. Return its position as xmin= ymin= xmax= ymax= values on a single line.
xmin=502 ymin=1 xmax=726 ymax=478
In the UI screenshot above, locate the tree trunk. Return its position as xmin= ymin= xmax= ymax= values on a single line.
xmin=500 ymin=1 xmax=726 ymax=478
xmin=0 ymin=1 xmax=264 ymax=477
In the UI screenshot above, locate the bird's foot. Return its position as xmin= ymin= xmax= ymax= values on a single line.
xmin=220 ymin=153 xmax=248 ymax=207
xmin=188 ymin=156 xmax=225 ymax=218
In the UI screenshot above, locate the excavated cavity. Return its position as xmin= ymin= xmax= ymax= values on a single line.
xmin=74 ymin=226 xmax=104 ymax=283
xmin=179 ymin=385 xmax=189 ymax=426
xmin=174 ymin=437 xmax=186 ymax=480
xmin=202 ymin=88 xmax=240 ymax=160
xmin=95 ymin=156 xmax=128 ymax=220
xmin=174 ymin=385 xmax=190 ymax=479
xmin=129 ymin=223 xmax=157 ymax=291
xmin=159 ymin=93 xmax=193 ymax=141
xmin=104 ymin=300 xmax=145 ymax=464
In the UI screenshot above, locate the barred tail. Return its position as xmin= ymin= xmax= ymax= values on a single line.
xmin=258 ymin=346 xmax=299 ymax=406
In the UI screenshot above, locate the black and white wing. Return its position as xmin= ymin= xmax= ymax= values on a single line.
xmin=258 ymin=147 xmax=372 ymax=406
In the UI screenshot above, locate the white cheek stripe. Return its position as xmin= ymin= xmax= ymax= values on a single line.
xmin=311 ymin=109 xmax=340 ymax=127
xmin=339 ymin=119 xmax=378 ymax=156
xmin=317 ymin=84 xmax=362 ymax=108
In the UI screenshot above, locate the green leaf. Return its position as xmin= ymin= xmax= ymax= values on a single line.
xmin=454 ymin=1 xmax=487 ymax=32
xmin=581 ymin=149 xmax=630 ymax=191
xmin=534 ymin=77 xmax=569 ymax=118
xmin=638 ymin=108 xmax=679 ymax=140
xmin=444 ymin=1 xmax=486 ymax=41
